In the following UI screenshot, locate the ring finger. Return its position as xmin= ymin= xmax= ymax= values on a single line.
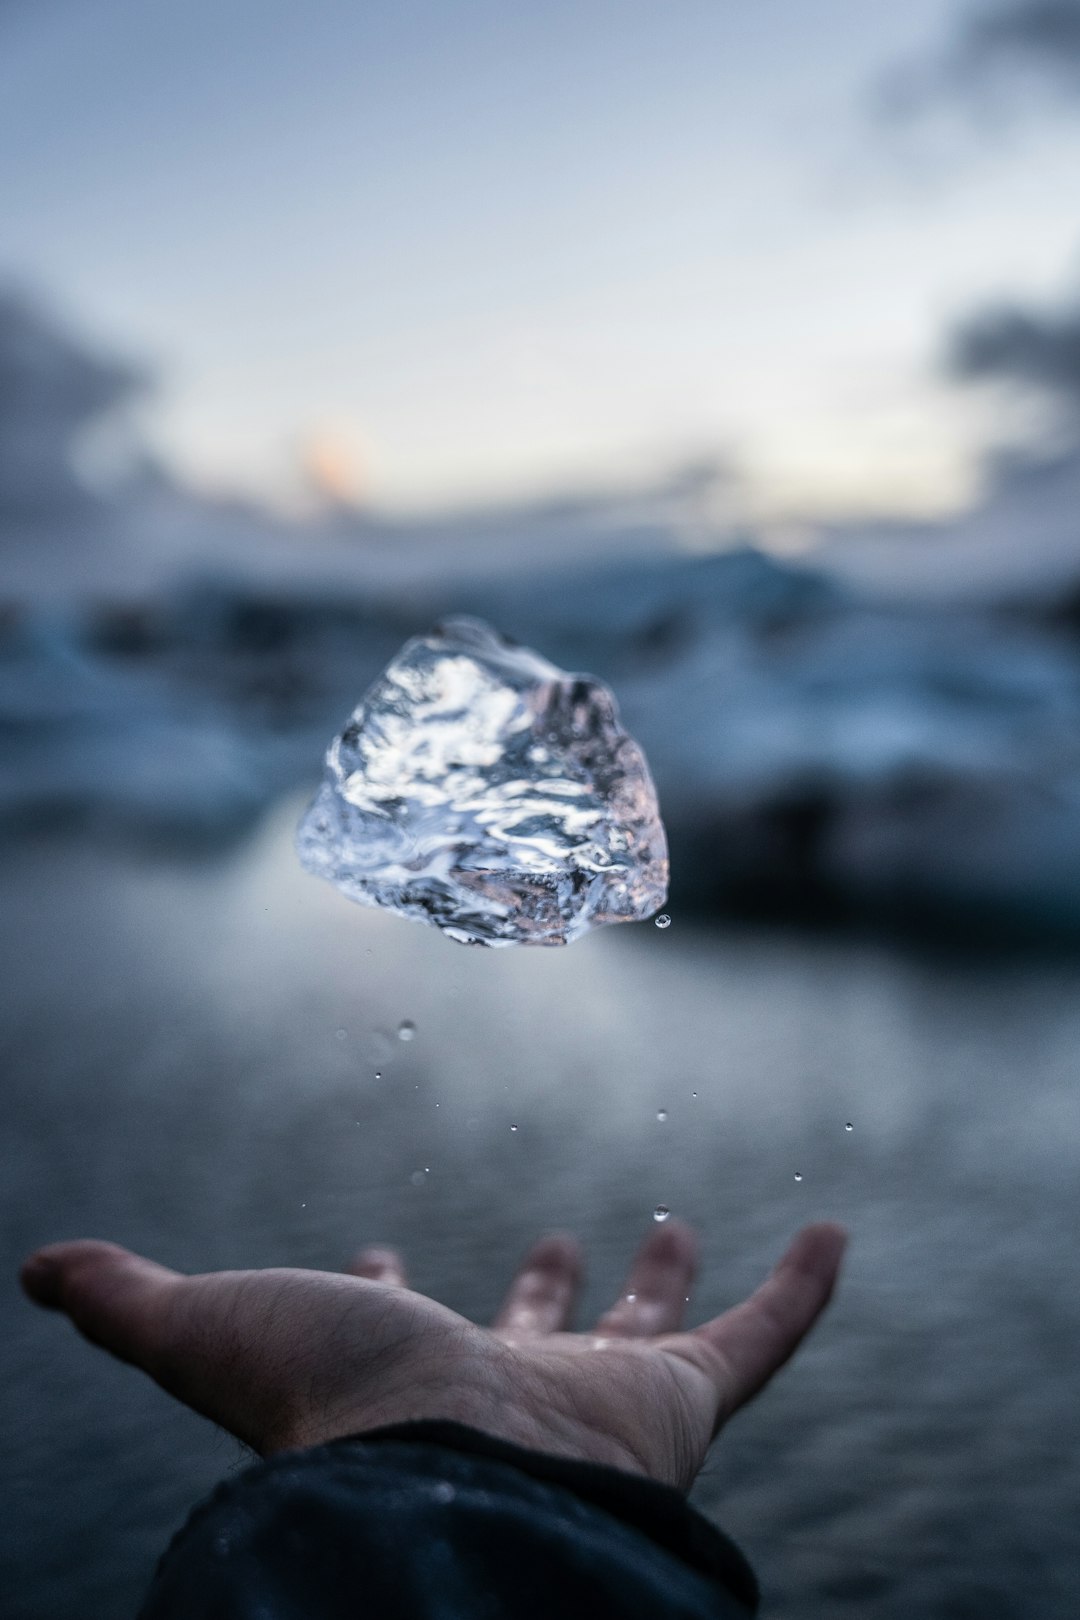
xmin=594 ymin=1220 xmax=698 ymax=1338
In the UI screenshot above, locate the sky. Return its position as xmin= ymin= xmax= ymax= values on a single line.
xmin=3 ymin=0 xmax=1080 ymax=523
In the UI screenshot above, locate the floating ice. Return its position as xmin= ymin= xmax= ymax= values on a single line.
xmin=297 ymin=617 xmax=668 ymax=946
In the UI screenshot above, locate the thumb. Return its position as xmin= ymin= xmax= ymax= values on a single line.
xmin=692 ymin=1222 xmax=848 ymax=1421
xmin=21 ymin=1240 xmax=288 ymax=1449
xmin=21 ymin=1240 xmax=181 ymax=1370
xmin=21 ymin=1240 xmax=379 ymax=1452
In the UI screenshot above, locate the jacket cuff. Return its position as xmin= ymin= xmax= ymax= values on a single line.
xmin=351 ymin=1418 xmax=758 ymax=1610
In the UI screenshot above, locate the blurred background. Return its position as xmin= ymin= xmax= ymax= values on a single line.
xmin=3 ymin=2 xmax=1080 ymax=1616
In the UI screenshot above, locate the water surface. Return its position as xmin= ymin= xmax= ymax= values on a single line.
xmin=4 ymin=800 xmax=1079 ymax=1617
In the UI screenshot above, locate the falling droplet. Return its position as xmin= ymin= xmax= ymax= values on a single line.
xmin=509 ymin=1124 xmax=519 ymax=1133
xmin=374 ymin=1071 xmax=382 ymax=1081
xmin=656 ymin=1109 xmax=668 ymax=1123
xmin=655 ymin=913 xmax=671 ymax=930
xmin=432 ymin=1481 xmax=456 ymax=1505
xmin=301 ymin=1201 xmax=307 ymax=1208
xmin=844 ymin=1122 xmax=854 ymax=1132
xmin=653 ymin=1204 xmax=670 ymax=1222
xmin=794 ymin=1172 xmax=803 ymax=1183
xmin=691 ymin=1091 xmax=698 ymax=1099
xmin=398 ymin=1020 xmax=416 ymax=1041
xmin=626 ymin=1292 xmax=637 ymax=1303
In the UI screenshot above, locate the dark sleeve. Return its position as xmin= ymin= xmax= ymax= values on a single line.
xmin=138 ymin=1420 xmax=758 ymax=1619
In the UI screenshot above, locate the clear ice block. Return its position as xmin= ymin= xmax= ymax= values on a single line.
xmin=296 ymin=617 xmax=668 ymax=946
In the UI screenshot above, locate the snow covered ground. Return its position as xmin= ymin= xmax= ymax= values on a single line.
xmin=3 ymin=535 xmax=1080 ymax=941
xmin=5 ymin=288 xmax=1080 ymax=940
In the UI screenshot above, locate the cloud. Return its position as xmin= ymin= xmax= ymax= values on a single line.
xmin=0 ymin=289 xmax=146 ymax=524
xmin=877 ymin=1 xmax=1080 ymax=120
xmin=953 ymin=0 xmax=1080 ymax=96
xmin=948 ymin=296 xmax=1080 ymax=407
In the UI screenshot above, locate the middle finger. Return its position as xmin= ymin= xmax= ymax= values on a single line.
xmin=491 ymin=1234 xmax=583 ymax=1336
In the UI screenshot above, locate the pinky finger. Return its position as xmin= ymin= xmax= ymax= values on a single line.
xmin=692 ymin=1222 xmax=847 ymax=1420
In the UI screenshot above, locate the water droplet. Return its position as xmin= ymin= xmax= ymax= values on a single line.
xmin=653 ymin=1204 xmax=670 ymax=1222
xmin=656 ymin=1108 xmax=668 ymax=1123
xmin=691 ymin=1091 xmax=698 ymax=1099
xmin=432 ymin=1481 xmax=456 ymax=1505
xmin=374 ymin=1071 xmax=382 ymax=1081
xmin=509 ymin=1124 xmax=518 ymax=1133
xmin=335 ymin=1028 xmax=347 ymax=1041
xmin=300 ymin=1201 xmax=307 ymax=1208
xmin=844 ymin=1121 xmax=854 ymax=1132
xmin=793 ymin=1172 xmax=803 ymax=1183
xmin=655 ymin=913 xmax=671 ymax=929
xmin=398 ymin=1020 xmax=416 ymax=1041
xmin=626 ymin=1292 xmax=637 ymax=1302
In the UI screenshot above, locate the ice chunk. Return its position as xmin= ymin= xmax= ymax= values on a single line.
xmin=296 ymin=617 xmax=668 ymax=946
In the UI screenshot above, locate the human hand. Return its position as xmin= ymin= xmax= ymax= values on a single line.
xmin=21 ymin=1220 xmax=845 ymax=1492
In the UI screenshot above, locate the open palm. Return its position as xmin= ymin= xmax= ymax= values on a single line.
xmin=21 ymin=1219 xmax=845 ymax=1492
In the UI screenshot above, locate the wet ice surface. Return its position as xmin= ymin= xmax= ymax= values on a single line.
xmin=5 ymin=811 xmax=1080 ymax=1619
xmin=297 ymin=618 xmax=667 ymax=946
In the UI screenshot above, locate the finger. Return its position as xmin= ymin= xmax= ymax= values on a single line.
xmin=343 ymin=1246 xmax=409 ymax=1288
xmin=491 ymin=1234 xmax=583 ymax=1336
xmin=594 ymin=1220 xmax=698 ymax=1338
xmin=22 ymin=1240 xmax=360 ymax=1453
xmin=21 ymin=1240 xmax=182 ymax=1369
xmin=690 ymin=1222 xmax=847 ymax=1419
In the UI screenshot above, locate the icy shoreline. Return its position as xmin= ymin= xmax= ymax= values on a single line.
xmin=4 ymin=545 xmax=1080 ymax=942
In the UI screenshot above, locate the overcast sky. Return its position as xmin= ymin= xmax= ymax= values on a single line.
xmin=3 ymin=0 xmax=1080 ymax=522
